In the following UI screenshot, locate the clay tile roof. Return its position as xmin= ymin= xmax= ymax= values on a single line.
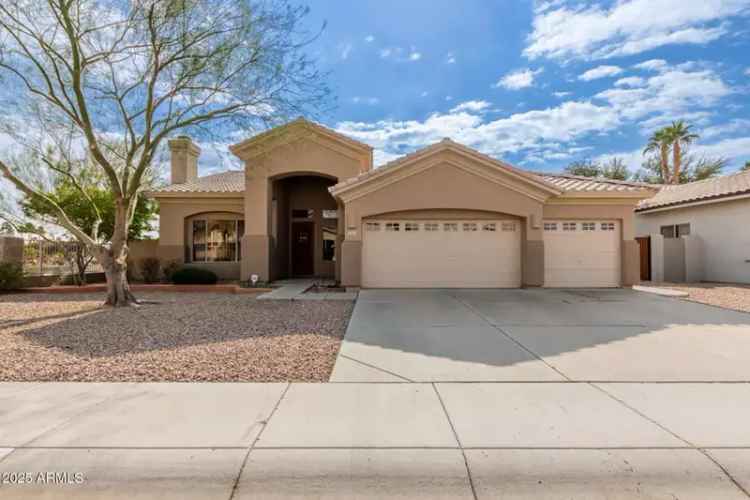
xmin=636 ymin=169 xmax=750 ymax=211
xmin=150 ymin=171 xmax=244 ymax=195
xmin=534 ymin=173 xmax=657 ymax=193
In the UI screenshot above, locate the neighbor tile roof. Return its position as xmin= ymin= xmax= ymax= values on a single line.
xmin=151 ymin=171 xmax=244 ymax=194
xmin=636 ymin=169 xmax=750 ymax=211
xmin=536 ymin=173 xmax=655 ymax=193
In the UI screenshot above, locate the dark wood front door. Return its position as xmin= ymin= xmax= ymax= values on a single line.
xmin=636 ymin=236 xmax=651 ymax=281
xmin=292 ymin=221 xmax=315 ymax=276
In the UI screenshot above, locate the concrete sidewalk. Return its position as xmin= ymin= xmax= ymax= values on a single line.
xmin=1 ymin=382 xmax=749 ymax=498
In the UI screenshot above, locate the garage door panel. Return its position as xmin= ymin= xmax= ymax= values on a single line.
xmin=363 ymin=220 xmax=521 ymax=288
xmin=544 ymin=220 xmax=621 ymax=288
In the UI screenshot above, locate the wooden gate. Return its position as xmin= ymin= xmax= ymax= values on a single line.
xmin=635 ymin=236 xmax=651 ymax=281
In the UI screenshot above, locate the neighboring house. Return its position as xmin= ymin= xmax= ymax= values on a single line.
xmin=147 ymin=118 xmax=656 ymax=288
xmin=636 ymin=169 xmax=750 ymax=284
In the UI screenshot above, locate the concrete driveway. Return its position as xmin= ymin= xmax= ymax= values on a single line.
xmin=331 ymin=288 xmax=750 ymax=382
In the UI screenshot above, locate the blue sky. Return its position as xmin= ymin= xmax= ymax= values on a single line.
xmin=294 ymin=0 xmax=750 ymax=173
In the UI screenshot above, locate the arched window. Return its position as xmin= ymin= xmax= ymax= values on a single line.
xmin=186 ymin=214 xmax=244 ymax=262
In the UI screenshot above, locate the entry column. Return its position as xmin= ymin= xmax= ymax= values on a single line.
xmin=241 ymin=165 xmax=272 ymax=282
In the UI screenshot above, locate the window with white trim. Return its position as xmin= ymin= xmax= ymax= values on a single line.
xmin=463 ymin=222 xmax=478 ymax=232
xmin=385 ymin=222 xmax=400 ymax=232
xmin=563 ymin=222 xmax=577 ymax=231
xmin=544 ymin=222 xmax=557 ymax=231
xmin=501 ymin=222 xmax=516 ymax=232
xmin=443 ymin=223 xmax=458 ymax=232
xmin=582 ymin=222 xmax=596 ymax=231
xmin=601 ymin=222 xmax=616 ymax=231
xmin=424 ymin=223 xmax=439 ymax=231
xmin=405 ymin=222 xmax=420 ymax=232
xmin=482 ymin=223 xmax=496 ymax=232
xmin=365 ymin=222 xmax=380 ymax=231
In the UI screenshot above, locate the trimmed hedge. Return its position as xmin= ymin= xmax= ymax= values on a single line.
xmin=0 ymin=263 xmax=24 ymax=291
xmin=170 ymin=267 xmax=218 ymax=285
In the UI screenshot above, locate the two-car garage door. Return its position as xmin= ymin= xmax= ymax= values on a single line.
xmin=362 ymin=220 xmax=522 ymax=288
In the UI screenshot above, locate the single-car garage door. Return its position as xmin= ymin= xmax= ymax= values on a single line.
xmin=543 ymin=220 xmax=621 ymax=287
xmin=362 ymin=220 xmax=521 ymax=288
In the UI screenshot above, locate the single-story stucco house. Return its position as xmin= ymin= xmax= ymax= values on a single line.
xmin=148 ymin=118 xmax=657 ymax=288
xmin=636 ymin=169 xmax=750 ymax=284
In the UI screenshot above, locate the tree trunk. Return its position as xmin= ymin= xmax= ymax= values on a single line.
xmin=660 ymin=144 xmax=670 ymax=183
xmin=97 ymin=199 xmax=138 ymax=307
xmin=672 ymin=142 xmax=681 ymax=184
xmin=103 ymin=259 xmax=137 ymax=306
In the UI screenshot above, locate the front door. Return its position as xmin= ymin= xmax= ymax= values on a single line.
xmin=292 ymin=221 xmax=315 ymax=276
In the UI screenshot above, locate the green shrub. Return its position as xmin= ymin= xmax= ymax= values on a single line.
xmin=170 ymin=267 xmax=218 ymax=285
xmin=0 ymin=263 xmax=24 ymax=291
xmin=161 ymin=260 xmax=181 ymax=282
xmin=139 ymin=257 xmax=161 ymax=284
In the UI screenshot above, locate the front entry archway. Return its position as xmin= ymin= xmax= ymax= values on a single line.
xmin=271 ymin=175 xmax=339 ymax=279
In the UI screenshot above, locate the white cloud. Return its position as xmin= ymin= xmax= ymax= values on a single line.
xmin=336 ymin=99 xmax=619 ymax=165
xmin=701 ymin=119 xmax=750 ymax=139
xmin=445 ymin=95 xmax=453 ymax=101
xmin=595 ymin=65 xmax=732 ymax=124
xmin=450 ymin=100 xmax=491 ymax=113
xmin=692 ymin=136 xmax=750 ymax=162
xmin=364 ymin=35 xmax=375 ymax=43
xmin=524 ymin=0 xmax=749 ymax=61
xmin=351 ymin=96 xmax=380 ymax=106
xmin=495 ymin=68 xmax=543 ymax=90
xmin=553 ymin=91 xmax=572 ymax=98
xmin=745 ymin=67 xmax=750 ymax=76
xmin=379 ymin=46 xmax=422 ymax=62
xmin=339 ymin=43 xmax=353 ymax=60
xmin=579 ymin=65 xmax=623 ymax=81
xmin=335 ymin=60 xmax=738 ymax=168
xmin=614 ymin=76 xmax=646 ymax=87
xmin=602 ymin=135 xmax=750 ymax=172
xmin=420 ymin=91 xmax=429 ymax=97
xmin=633 ymin=59 xmax=669 ymax=72
xmin=445 ymin=52 xmax=456 ymax=64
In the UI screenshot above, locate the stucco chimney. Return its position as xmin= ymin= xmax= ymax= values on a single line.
xmin=168 ymin=136 xmax=200 ymax=184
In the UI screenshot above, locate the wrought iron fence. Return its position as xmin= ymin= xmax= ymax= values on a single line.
xmin=22 ymin=237 xmax=103 ymax=276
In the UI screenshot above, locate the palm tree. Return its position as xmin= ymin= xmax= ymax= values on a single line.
xmin=643 ymin=129 xmax=672 ymax=183
xmin=663 ymin=120 xmax=699 ymax=183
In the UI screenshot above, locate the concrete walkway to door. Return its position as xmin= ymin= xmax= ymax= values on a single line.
xmin=331 ymin=288 xmax=750 ymax=382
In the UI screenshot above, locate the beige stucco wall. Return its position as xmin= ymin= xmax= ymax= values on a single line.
xmin=636 ymin=197 xmax=750 ymax=284
xmin=337 ymin=155 xmax=550 ymax=287
xmin=156 ymin=198 xmax=244 ymax=280
xmin=238 ymin=136 xmax=366 ymax=281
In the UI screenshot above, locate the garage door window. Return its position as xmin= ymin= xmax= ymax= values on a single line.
xmin=385 ymin=222 xmax=400 ymax=231
xmin=463 ymin=223 xmax=478 ymax=232
xmin=482 ymin=223 xmax=496 ymax=232
xmin=582 ymin=222 xmax=596 ymax=231
xmin=563 ymin=222 xmax=577 ymax=231
xmin=424 ymin=223 xmax=439 ymax=231
xmin=365 ymin=222 xmax=380 ymax=231
xmin=501 ymin=222 xmax=516 ymax=232
xmin=444 ymin=223 xmax=458 ymax=232
xmin=601 ymin=222 xmax=616 ymax=231
xmin=405 ymin=223 xmax=420 ymax=231
xmin=544 ymin=222 xmax=557 ymax=231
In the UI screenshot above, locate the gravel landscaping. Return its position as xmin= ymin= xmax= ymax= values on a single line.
xmin=650 ymin=282 xmax=750 ymax=313
xmin=0 ymin=292 xmax=353 ymax=382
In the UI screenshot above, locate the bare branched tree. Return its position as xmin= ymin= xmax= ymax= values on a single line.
xmin=0 ymin=0 xmax=329 ymax=305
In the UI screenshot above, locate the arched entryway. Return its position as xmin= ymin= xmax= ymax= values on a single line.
xmin=270 ymin=174 xmax=340 ymax=280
